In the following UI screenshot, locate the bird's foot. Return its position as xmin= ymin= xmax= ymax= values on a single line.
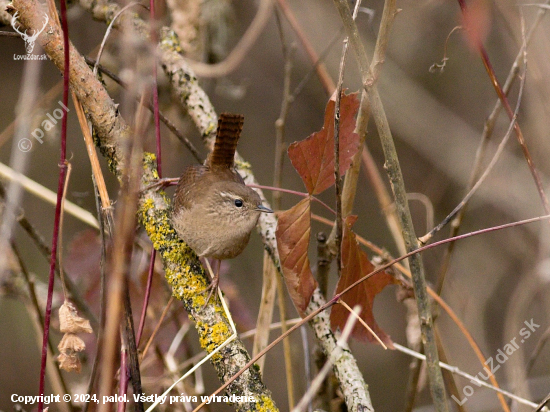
xmin=200 ymin=274 xmax=219 ymax=311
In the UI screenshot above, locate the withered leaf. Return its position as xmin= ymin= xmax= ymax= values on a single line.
xmin=275 ymin=198 xmax=318 ymax=317
xmin=57 ymin=352 xmax=82 ymax=373
xmin=330 ymin=216 xmax=396 ymax=346
xmin=58 ymin=333 xmax=86 ymax=353
xmin=59 ymin=302 xmax=93 ymax=334
xmin=288 ymin=92 xmax=360 ymax=195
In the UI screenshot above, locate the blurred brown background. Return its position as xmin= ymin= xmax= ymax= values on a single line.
xmin=1 ymin=0 xmax=550 ymax=411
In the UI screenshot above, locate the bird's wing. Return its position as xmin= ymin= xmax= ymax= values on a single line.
xmin=174 ymin=165 xmax=207 ymax=210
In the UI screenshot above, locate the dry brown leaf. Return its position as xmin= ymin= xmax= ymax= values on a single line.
xmin=57 ymin=352 xmax=82 ymax=373
xmin=288 ymin=92 xmax=360 ymax=195
xmin=58 ymin=333 xmax=86 ymax=353
xmin=275 ymin=198 xmax=318 ymax=317
xmin=330 ymin=216 xmax=396 ymax=346
xmin=59 ymin=301 xmax=93 ymax=334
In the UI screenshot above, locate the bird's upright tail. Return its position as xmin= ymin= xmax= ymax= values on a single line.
xmin=206 ymin=113 xmax=244 ymax=169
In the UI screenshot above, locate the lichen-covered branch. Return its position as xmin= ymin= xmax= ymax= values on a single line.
xmin=6 ymin=0 xmax=277 ymax=409
xmin=307 ymin=290 xmax=374 ymax=411
xmin=139 ymin=156 xmax=277 ymax=412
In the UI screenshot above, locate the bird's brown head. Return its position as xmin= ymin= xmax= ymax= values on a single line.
xmin=202 ymin=181 xmax=271 ymax=230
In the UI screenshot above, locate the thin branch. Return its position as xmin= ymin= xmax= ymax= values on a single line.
xmin=331 ymin=0 xmax=449 ymax=410
xmin=253 ymin=252 xmax=278 ymax=373
xmin=271 ymin=19 xmax=296 ymax=404
xmin=328 ymin=0 xmax=403 ymax=259
xmin=36 ymin=0 xmax=70 ymax=406
xmin=12 ymin=243 xmax=74 ymax=412
xmin=0 ymin=162 xmax=99 ymax=228
xmin=457 ymin=0 xmax=550 ymax=216
xmin=93 ymin=1 xmax=146 ymax=77
xmin=435 ymin=0 xmax=550 ymax=295
xmin=312 ymin=212 xmax=513 ymax=406
xmin=185 ymin=0 xmax=273 ymax=77
xmin=276 ymin=0 xmax=335 ymax=94
xmin=84 ymin=56 xmax=203 ymax=163
xmin=141 ymin=296 xmax=174 ymax=359
xmin=292 ymin=306 xmax=359 ymax=412
xmin=0 ymin=181 xmax=99 ymax=329
xmin=420 ymin=61 xmax=526 ymax=244
xmin=393 ymin=343 xmax=546 ymax=410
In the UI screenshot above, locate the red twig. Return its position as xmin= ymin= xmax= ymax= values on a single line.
xmin=37 ymin=0 xmax=70 ymax=410
xmin=117 ymin=350 xmax=129 ymax=412
xmin=457 ymin=0 xmax=550 ymax=216
xmin=136 ymin=249 xmax=155 ymax=345
xmin=275 ymin=0 xmax=335 ymax=94
xmin=135 ymin=0 xmax=161 ymax=381
xmin=247 ymin=183 xmax=336 ymax=215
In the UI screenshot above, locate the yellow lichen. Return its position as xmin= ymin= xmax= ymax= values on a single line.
xmin=257 ymin=395 xmax=278 ymax=412
xmin=235 ymin=159 xmax=252 ymax=171
xmin=197 ymin=321 xmax=231 ymax=355
xmin=204 ymin=122 xmax=216 ymax=136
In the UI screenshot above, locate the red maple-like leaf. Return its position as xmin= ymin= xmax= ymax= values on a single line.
xmin=288 ymin=92 xmax=360 ymax=195
xmin=275 ymin=198 xmax=318 ymax=317
xmin=330 ymin=216 xmax=396 ymax=346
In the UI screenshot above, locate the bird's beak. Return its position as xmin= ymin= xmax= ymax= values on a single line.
xmin=256 ymin=204 xmax=273 ymax=213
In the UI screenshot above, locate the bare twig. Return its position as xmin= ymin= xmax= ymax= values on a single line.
xmin=0 ymin=162 xmax=99 ymax=228
xmin=435 ymin=0 xmax=550 ymax=295
xmin=312 ymin=212 xmax=513 ymax=407
xmin=276 ymin=0 xmax=335 ymax=94
xmin=271 ymin=16 xmax=296 ymax=405
xmin=12 ymin=244 xmax=73 ymax=412
xmin=331 ymin=0 xmax=449 ymax=409
xmin=394 ymin=343 xmax=547 ymax=410
xmin=328 ymin=0 xmax=403 ymax=259
xmin=253 ymin=251 xmax=278 ymax=373
xmin=428 ymin=26 xmax=462 ymax=73
xmin=141 ymin=296 xmax=174 ymax=358
xmin=57 ymin=161 xmax=72 ymax=298
xmin=36 ymin=0 xmax=70 ymax=405
xmin=457 ymin=0 xmax=550 ymax=217
xmin=292 ymin=306 xmax=360 ymax=412
xmin=84 ymin=56 xmax=203 ymax=163
xmin=420 ymin=67 xmax=525 ymax=244
xmin=93 ymin=1 xmax=146 ymax=77
xmin=185 ymin=0 xmax=273 ymax=77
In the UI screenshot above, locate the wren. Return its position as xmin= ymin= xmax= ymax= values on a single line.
xmin=171 ymin=113 xmax=272 ymax=302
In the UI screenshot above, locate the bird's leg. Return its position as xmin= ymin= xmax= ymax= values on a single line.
xmin=201 ymin=258 xmax=220 ymax=309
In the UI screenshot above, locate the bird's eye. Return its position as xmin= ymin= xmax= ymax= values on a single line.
xmin=234 ymin=199 xmax=243 ymax=207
